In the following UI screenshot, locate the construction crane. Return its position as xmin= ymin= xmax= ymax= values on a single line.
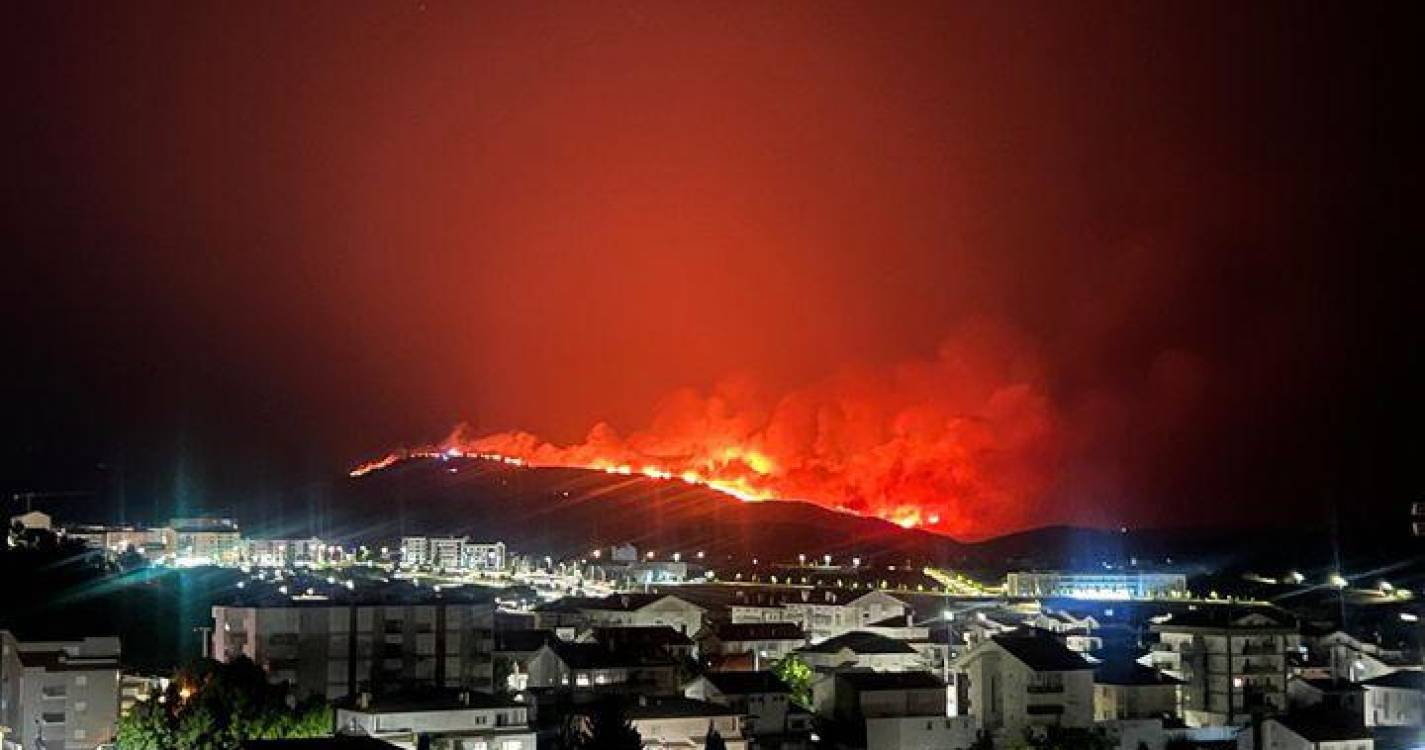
xmin=10 ymin=489 xmax=92 ymax=514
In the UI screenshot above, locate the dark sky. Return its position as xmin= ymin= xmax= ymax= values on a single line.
xmin=2 ymin=1 xmax=1419 ymax=535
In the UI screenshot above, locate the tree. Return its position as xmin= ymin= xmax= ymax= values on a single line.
xmin=772 ymin=653 xmax=814 ymax=707
xmin=115 ymin=657 xmax=331 ymax=750
xmin=1017 ymin=726 xmax=1114 ymax=750
xmin=704 ymin=722 xmax=727 ymax=750
xmin=574 ymin=697 xmax=642 ymax=750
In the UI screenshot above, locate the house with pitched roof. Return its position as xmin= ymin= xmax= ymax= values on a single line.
xmin=951 ymin=628 xmax=1096 ymax=735
xmin=698 ymin=622 xmax=808 ymax=671
xmin=685 ymin=670 xmax=812 ymax=747
xmin=797 ymin=632 xmax=923 ymax=674
xmin=812 ymin=671 xmax=977 ymax=750
xmin=1360 ymin=670 xmax=1425 ymax=727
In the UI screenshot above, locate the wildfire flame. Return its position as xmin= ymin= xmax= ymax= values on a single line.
xmin=352 ymin=321 xmax=1060 ymax=539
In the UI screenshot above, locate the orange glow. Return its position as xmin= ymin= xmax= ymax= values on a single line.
xmin=352 ymin=322 xmax=1060 ymax=539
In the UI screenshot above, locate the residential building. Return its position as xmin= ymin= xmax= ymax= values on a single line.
xmin=812 ymin=671 xmax=976 ymax=750
xmin=210 ymin=587 xmax=497 ymax=699
xmin=64 ymin=525 xmax=176 ymax=558
xmin=1093 ymin=659 xmax=1182 ymax=721
xmin=492 ymin=630 xmax=558 ymax=693
xmin=1005 ymin=572 xmax=1188 ymax=600
xmin=578 ymin=593 xmax=706 ymax=637
xmin=522 ymin=641 xmax=680 ymax=695
xmin=529 ymin=597 xmax=601 ymax=634
xmin=458 ymin=542 xmax=506 ymax=572
xmin=1360 ymin=670 xmax=1425 ymax=727
xmin=951 ymin=629 xmax=1095 ymax=735
xmin=685 ymin=671 xmax=811 ymax=748
xmin=1261 ymin=711 xmax=1373 ymax=750
xmin=171 ymin=516 xmax=242 ymax=564
xmin=698 ymin=623 xmax=807 ymax=671
xmin=1149 ymin=606 xmax=1297 ymax=726
xmin=797 ymin=632 xmax=923 ymax=674
xmin=245 ymin=538 xmax=330 ymax=568
xmin=0 ymin=631 xmax=122 ymax=750
xmin=9 ymin=511 xmax=51 ymax=531
xmin=400 ymin=538 xmax=505 ymax=573
xmin=728 ymin=590 xmax=909 ymax=643
xmin=624 ymin=696 xmax=749 ymax=750
xmin=580 ymin=626 xmax=695 ymax=660
xmin=1287 ymin=677 xmax=1365 ymax=715
xmin=1310 ymin=630 xmax=1417 ymax=683
xmin=333 ymin=690 xmax=534 ymax=750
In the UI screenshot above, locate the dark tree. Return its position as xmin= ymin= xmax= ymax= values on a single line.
xmin=576 ymin=697 xmax=642 ymax=750
xmin=115 ymin=657 xmax=330 ymax=750
xmin=704 ymin=723 xmax=727 ymax=750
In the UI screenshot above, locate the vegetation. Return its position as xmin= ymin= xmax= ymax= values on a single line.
xmin=116 ymin=657 xmax=331 ymax=750
xmin=772 ymin=653 xmax=814 ymax=707
xmin=565 ymin=697 xmax=642 ymax=750
xmin=1011 ymin=726 xmax=1115 ymax=750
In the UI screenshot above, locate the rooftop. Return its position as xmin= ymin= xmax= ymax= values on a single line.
xmin=837 ymin=671 xmax=946 ymax=691
xmin=699 ymin=670 xmax=791 ymax=695
xmin=1094 ymin=659 xmax=1183 ymax=686
xmin=992 ymin=630 xmax=1095 ymax=671
xmin=800 ymin=631 xmax=918 ymax=655
xmin=583 ymin=593 xmax=703 ymax=612
xmin=1361 ymin=671 xmax=1425 ymax=690
xmin=334 ymin=689 xmax=521 ymax=713
xmin=1150 ymin=605 xmax=1296 ymax=631
xmin=709 ymin=622 xmax=806 ymax=642
xmin=624 ymin=696 xmax=739 ymax=719
xmin=1272 ymin=710 xmax=1371 ymax=743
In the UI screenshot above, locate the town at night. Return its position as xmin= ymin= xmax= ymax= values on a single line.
xmin=2 ymin=3 xmax=1421 ymax=750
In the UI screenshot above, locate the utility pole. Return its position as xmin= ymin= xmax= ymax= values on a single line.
xmin=11 ymin=489 xmax=92 ymax=514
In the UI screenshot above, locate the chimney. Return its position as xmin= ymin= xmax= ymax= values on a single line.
xmin=459 ymin=691 xmax=470 ymax=706
xmin=638 ymin=695 xmax=648 ymax=707
xmin=357 ymin=691 xmax=371 ymax=709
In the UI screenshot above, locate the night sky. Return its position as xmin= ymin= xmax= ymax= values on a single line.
xmin=2 ymin=2 xmax=1419 ymax=536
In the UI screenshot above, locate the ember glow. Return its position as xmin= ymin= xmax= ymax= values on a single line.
xmin=354 ymin=322 xmax=1060 ymax=539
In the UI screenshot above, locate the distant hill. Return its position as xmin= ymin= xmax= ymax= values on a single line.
xmin=253 ymin=456 xmax=1422 ymax=583
xmin=330 ymin=456 xmax=967 ymax=564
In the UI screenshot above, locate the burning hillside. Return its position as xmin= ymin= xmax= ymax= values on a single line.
xmin=354 ymin=322 xmax=1061 ymax=540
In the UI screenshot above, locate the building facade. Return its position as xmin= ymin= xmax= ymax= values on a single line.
xmin=1149 ymin=607 xmax=1297 ymax=726
xmin=0 ymin=632 xmax=122 ymax=750
xmin=210 ymin=599 xmax=496 ymax=700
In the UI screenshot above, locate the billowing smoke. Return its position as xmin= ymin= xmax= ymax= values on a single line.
xmin=358 ymin=319 xmax=1064 ymax=539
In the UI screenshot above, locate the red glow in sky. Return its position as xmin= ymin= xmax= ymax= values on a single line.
xmin=3 ymin=1 xmax=1416 ymax=533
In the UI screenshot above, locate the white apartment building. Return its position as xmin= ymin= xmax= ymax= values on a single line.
xmin=1148 ymin=606 xmax=1297 ymax=726
xmin=171 ymin=517 xmax=242 ymax=564
xmin=211 ymin=595 xmax=496 ymax=700
xmin=951 ymin=629 xmax=1096 ymax=736
xmin=245 ymin=538 xmax=330 ymax=567
xmin=0 ymin=632 xmax=122 ymax=750
xmin=401 ymin=537 xmax=506 ymax=572
xmin=335 ymin=691 xmax=535 ymax=750
xmin=1005 ymin=572 xmax=1187 ymax=600
xmin=729 ymin=590 xmax=910 ymax=643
